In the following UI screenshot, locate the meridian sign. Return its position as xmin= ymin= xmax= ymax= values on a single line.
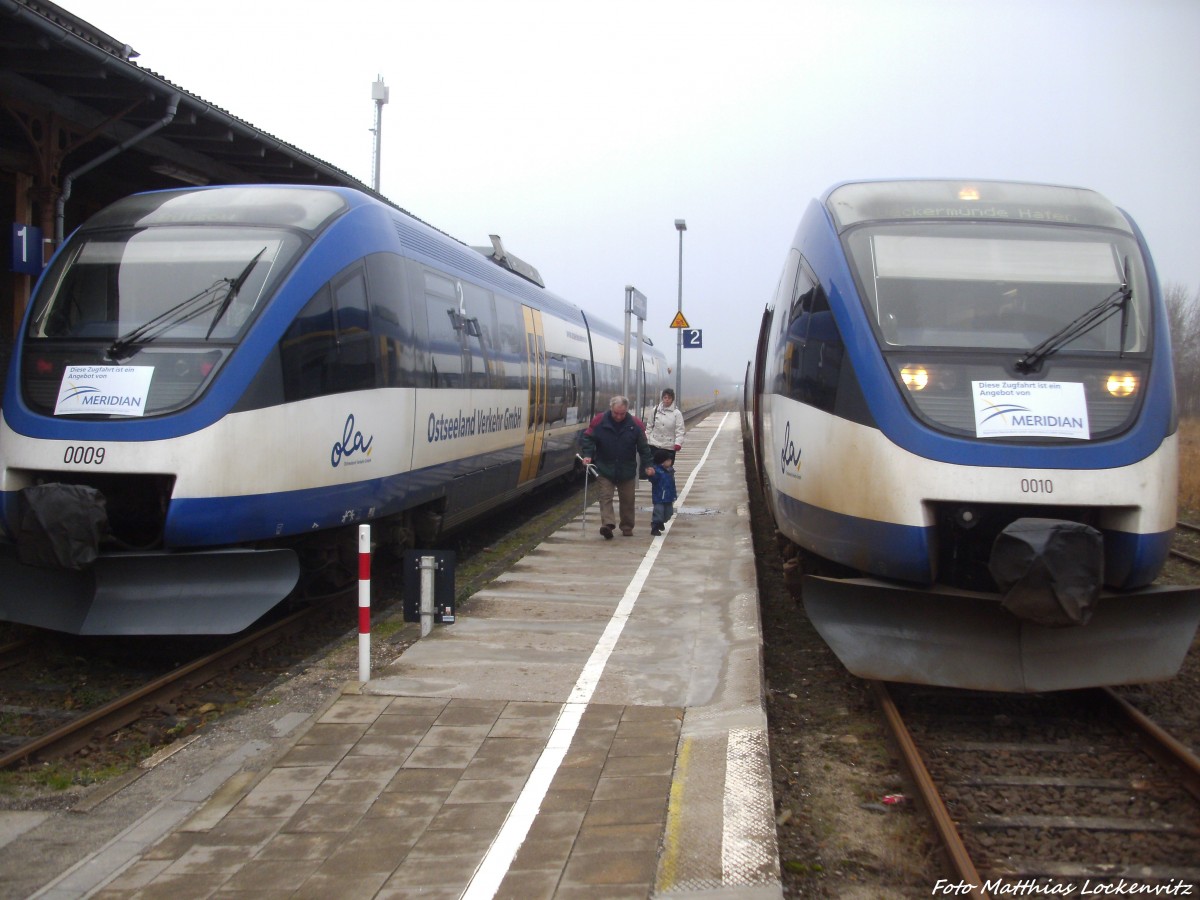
xmin=55 ymin=366 xmax=154 ymax=417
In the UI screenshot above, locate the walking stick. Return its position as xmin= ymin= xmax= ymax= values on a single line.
xmin=577 ymin=454 xmax=599 ymax=530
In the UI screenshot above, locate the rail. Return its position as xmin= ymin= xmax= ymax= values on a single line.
xmin=1171 ymin=519 xmax=1200 ymax=565
xmin=682 ymin=400 xmax=717 ymax=424
xmin=0 ymin=605 xmax=320 ymax=769
xmin=874 ymin=679 xmax=1200 ymax=892
xmin=1102 ymin=687 xmax=1200 ymax=802
xmin=871 ymin=680 xmax=989 ymax=898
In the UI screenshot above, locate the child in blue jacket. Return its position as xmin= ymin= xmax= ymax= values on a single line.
xmin=649 ymin=448 xmax=678 ymax=536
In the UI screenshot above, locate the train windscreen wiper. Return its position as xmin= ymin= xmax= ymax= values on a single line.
xmin=205 ymin=247 xmax=266 ymax=338
xmin=108 ymin=280 xmax=230 ymax=360
xmin=1013 ymin=280 xmax=1131 ymax=375
xmin=107 ymin=249 xmax=266 ymax=360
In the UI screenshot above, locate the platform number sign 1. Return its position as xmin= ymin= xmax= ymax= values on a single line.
xmin=11 ymin=222 xmax=44 ymax=275
xmin=683 ymin=328 xmax=703 ymax=349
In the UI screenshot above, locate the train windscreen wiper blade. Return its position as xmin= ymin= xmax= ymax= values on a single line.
xmin=1013 ymin=283 xmax=1131 ymax=374
xmin=107 ymin=279 xmax=231 ymax=360
xmin=205 ymin=247 xmax=266 ymax=339
xmin=107 ymin=248 xmax=268 ymax=360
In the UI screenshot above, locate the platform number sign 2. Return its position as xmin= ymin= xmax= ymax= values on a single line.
xmin=682 ymin=328 xmax=703 ymax=349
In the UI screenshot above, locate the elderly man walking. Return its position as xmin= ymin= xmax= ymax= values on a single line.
xmin=580 ymin=395 xmax=655 ymax=539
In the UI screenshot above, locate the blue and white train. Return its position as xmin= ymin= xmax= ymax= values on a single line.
xmin=0 ymin=185 xmax=667 ymax=635
xmin=750 ymin=179 xmax=1200 ymax=692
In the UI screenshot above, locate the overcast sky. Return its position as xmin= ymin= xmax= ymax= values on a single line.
xmin=62 ymin=0 xmax=1200 ymax=389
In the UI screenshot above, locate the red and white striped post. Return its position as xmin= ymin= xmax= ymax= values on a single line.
xmin=358 ymin=524 xmax=370 ymax=682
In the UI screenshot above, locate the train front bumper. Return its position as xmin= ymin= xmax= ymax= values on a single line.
xmin=0 ymin=543 xmax=299 ymax=635
xmin=802 ymin=575 xmax=1200 ymax=693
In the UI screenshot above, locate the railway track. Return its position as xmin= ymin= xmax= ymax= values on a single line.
xmin=0 ymin=604 xmax=330 ymax=770
xmin=875 ymin=681 xmax=1200 ymax=895
xmin=1174 ymin=520 xmax=1200 ymax=566
xmin=0 ymin=636 xmax=32 ymax=670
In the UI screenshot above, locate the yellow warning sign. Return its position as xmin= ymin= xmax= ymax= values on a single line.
xmin=669 ymin=311 xmax=690 ymax=329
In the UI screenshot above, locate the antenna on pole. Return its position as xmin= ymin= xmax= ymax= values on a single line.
xmin=370 ymin=76 xmax=389 ymax=193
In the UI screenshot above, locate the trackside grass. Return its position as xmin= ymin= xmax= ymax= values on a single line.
xmin=1179 ymin=417 xmax=1200 ymax=517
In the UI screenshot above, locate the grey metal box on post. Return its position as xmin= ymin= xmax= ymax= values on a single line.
xmin=402 ymin=550 xmax=456 ymax=624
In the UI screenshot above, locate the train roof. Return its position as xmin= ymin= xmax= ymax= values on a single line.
xmin=823 ymin=179 xmax=1134 ymax=234
xmin=73 ymin=184 xmax=655 ymax=351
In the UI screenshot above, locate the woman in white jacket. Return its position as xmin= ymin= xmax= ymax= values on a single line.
xmin=646 ymin=388 xmax=685 ymax=462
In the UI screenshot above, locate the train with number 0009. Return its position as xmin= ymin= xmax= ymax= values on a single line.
xmin=0 ymin=185 xmax=667 ymax=635
xmin=747 ymin=178 xmax=1200 ymax=692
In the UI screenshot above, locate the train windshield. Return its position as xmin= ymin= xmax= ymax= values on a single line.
xmin=28 ymin=226 xmax=300 ymax=345
xmin=844 ymin=224 xmax=1150 ymax=354
xmin=20 ymin=225 xmax=305 ymax=418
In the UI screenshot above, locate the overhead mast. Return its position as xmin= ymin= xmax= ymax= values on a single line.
xmin=370 ymin=76 xmax=389 ymax=192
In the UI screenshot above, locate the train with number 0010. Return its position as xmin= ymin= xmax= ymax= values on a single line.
xmin=0 ymin=185 xmax=667 ymax=635
xmin=746 ymin=178 xmax=1200 ymax=692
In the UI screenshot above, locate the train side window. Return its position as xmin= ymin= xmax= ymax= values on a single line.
xmin=331 ymin=268 xmax=376 ymax=392
xmin=768 ymin=247 xmax=804 ymax=389
xmin=565 ymin=357 xmax=582 ymax=424
xmin=493 ymin=293 xmax=526 ymax=390
xmin=774 ymin=248 xmax=803 ymax=326
xmin=366 ymin=253 xmax=418 ymax=388
xmin=280 ymin=285 xmax=335 ymax=401
xmin=423 ymin=270 xmax=463 ymax=389
xmin=279 ymin=265 xmax=378 ymax=401
xmin=547 ymin=354 xmax=567 ymax=425
xmin=788 ymin=262 xmax=830 ymax=331
xmin=461 ymin=281 xmax=497 ymax=390
xmin=595 ymin=361 xmax=620 ymax=405
xmin=774 ymin=261 xmax=816 ymax=395
xmin=784 ymin=264 xmax=843 ymax=413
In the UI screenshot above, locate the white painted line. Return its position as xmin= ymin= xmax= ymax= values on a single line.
xmin=723 ymin=727 xmax=776 ymax=884
xmin=462 ymin=413 xmax=731 ymax=899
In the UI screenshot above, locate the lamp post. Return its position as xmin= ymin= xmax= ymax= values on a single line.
xmin=674 ymin=218 xmax=686 ymax=404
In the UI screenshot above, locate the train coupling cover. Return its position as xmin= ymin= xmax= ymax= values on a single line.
xmin=0 ymin=543 xmax=300 ymax=636
xmin=801 ymin=575 xmax=1200 ymax=693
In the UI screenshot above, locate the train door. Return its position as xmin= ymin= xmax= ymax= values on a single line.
xmin=751 ymin=304 xmax=772 ymax=491
xmin=519 ymin=305 xmax=548 ymax=483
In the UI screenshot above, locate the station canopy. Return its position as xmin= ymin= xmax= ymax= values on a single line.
xmin=0 ymin=0 xmax=375 ymax=217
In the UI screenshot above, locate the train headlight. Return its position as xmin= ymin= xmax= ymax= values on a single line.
xmin=900 ymin=365 xmax=929 ymax=391
xmin=1105 ymin=372 xmax=1138 ymax=397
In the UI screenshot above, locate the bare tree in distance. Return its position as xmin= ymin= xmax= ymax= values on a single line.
xmin=1165 ymin=282 xmax=1200 ymax=417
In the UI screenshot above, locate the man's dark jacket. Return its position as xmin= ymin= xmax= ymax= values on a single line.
xmin=580 ymin=410 xmax=653 ymax=482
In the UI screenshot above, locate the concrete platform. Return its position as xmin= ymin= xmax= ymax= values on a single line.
xmin=27 ymin=411 xmax=782 ymax=898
